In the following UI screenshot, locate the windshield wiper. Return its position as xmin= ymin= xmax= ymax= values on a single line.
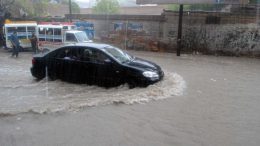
xmin=129 ymin=56 xmax=135 ymax=62
xmin=121 ymin=60 xmax=131 ymax=64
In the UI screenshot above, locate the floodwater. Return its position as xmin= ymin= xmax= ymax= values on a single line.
xmin=0 ymin=50 xmax=185 ymax=115
xmin=0 ymin=49 xmax=260 ymax=146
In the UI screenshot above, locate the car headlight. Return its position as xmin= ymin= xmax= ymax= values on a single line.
xmin=143 ymin=71 xmax=159 ymax=78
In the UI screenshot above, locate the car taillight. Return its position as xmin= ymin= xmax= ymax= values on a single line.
xmin=32 ymin=58 xmax=36 ymax=65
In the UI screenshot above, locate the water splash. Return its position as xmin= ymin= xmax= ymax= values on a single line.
xmin=0 ymin=71 xmax=186 ymax=116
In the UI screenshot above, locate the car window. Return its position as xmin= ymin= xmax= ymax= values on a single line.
xmin=80 ymin=48 xmax=109 ymax=63
xmin=103 ymin=46 xmax=132 ymax=63
xmin=81 ymin=48 xmax=93 ymax=61
xmin=55 ymin=48 xmax=69 ymax=59
xmin=66 ymin=33 xmax=77 ymax=42
xmin=54 ymin=47 xmax=80 ymax=60
xmin=93 ymin=50 xmax=109 ymax=63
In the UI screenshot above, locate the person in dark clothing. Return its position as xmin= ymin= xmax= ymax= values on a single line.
xmin=30 ymin=32 xmax=38 ymax=54
xmin=10 ymin=31 xmax=20 ymax=58
xmin=0 ymin=34 xmax=3 ymax=48
xmin=3 ymin=35 xmax=6 ymax=49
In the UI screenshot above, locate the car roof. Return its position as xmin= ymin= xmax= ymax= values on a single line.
xmin=33 ymin=43 xmax=113 ymax=58
xmin=64 ymin=42 xmax=115 ymax=50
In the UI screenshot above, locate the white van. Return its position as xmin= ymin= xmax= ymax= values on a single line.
xmin=37 ymin=24 xmax=92 ymax=51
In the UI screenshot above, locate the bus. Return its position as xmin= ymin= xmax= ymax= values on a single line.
xmin=4 ymin=20 xmax=37 ymax=50
xmin=37 ymin=22 xmax=76 ymax=43
xmin=37 ymin=22 xmax=92 ymax=51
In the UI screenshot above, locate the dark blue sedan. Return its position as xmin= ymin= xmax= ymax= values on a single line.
xmin=31 ymin=43 xmax=164 ymax=88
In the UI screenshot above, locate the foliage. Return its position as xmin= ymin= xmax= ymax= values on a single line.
xmin=0 ymin=0 xmax=15 ymax=19
xmin=0 ymin=0 xmax=15 ymax=46
xmin=71 ymin=2 xmax=81 ymax=13
xmin=11 ymin=0 xmax=49 ymax=17
xmin=93 ymin=0 xmax=120 ymax=14
xmin=8 ymin=0 xmax=80 ymax=17
xmin=61 ymin=0 xmax=80 ymax=13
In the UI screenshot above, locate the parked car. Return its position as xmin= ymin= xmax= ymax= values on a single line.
xmin=30 ymin=43 xmax=164 ymax=88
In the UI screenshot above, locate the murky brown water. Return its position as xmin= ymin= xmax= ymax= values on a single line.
xmin=1 ymin=49 xmax=260 ymax=146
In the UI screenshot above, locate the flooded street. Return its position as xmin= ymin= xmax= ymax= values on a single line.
xmin=0 ymin=49 xmax=260 ymax=146
xmin=0 ymin=50 xmax=185 ymax=115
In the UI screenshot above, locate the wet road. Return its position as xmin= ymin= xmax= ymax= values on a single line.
xmin=0 ymin=49 xmax=260 ymax=146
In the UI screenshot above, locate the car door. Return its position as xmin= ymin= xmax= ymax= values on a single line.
xmin=78 ymin=47 xmax=96 ymax=85
xmin=45 ymin=48 xmax=62 ymax=80
xmin=89 ymin=49 xmax=123 ymax=87
xmin=63 ymin=47 xmax=82 ymax=83
xmin=48 ymin=47 xmax=80 ymax=82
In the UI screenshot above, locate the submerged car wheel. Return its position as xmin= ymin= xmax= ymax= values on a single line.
xmin=34 ymin=68 xmax=46 ymax=80
xmin=48 ymin=72 xmax=57 ymax=80
xmin=35 ymin=75 xmax=45 ymax=80
xmin=127 ymin=78 xmax=138 ymax=89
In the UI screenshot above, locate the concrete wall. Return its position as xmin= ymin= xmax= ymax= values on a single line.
xmin=181 ymin=24 xmax=260 ymax=56
xmin=81 ymin=19 xmax=161 ymax=40
xmin=69 ymin=10 xmax=260 ymax=56
xmin=67 ymin=14 xmax=164 ymax=50
xmin=162 ymin=11 xmax=260 ymax=56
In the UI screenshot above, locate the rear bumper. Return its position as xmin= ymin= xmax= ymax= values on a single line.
xmin=31 ymin=67 xmax=45 ymax=79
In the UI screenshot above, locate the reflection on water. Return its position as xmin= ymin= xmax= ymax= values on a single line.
xmin=0 ymin=53 xmax=186 ymax=116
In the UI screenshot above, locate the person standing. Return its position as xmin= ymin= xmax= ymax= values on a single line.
xmin=10 ymin=31 xmax=20 ymax=58
xmin=30 ymin=32 xmax=38 ymax=54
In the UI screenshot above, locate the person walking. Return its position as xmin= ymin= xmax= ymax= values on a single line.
xmin=10 ymin=31 xmax=20 ymax=58
xmin=30 ymin=32 xmax=38 ymax=54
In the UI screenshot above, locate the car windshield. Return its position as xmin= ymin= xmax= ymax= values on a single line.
xmin=75 ymin=31 xmax=90 ymax=42
xmin=103 ymin=46 xmax=133 ymax=63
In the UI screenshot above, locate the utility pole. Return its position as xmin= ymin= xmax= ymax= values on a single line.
xmin=69 ymin=0 xmax=72 ymax=22
xmin=177 ymin=4 xmax=183 ymax=56
xmin=257 ymin=0 xmax=260 ymax=26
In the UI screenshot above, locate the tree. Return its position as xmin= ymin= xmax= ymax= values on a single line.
xmin=8 ymin=0 xmax=49 ymax=17
xmin=32 ymin=1 xmax=49 ymax=17
xmin=61 ymin=0 xmax=80 ymax=13
xmin=93 ymin=0 xmax=120 ymax=14
xmin=72 ymin=1 xmax=80 ymax=13
xmin=9 ymin=0 xmax=80 ymax=17
xmin=0 ymin=0 xmax=15 ymax=23
xmin=0 ymin=0 xmax=15 ymax=46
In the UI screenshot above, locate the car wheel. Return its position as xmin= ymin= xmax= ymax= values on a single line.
xmin=35 ymin=75 xmax=45 ymax=80
xmin=48 ymin=72 xmax=57 ymax=80
xmin=127 ymin=78 xmax=138 ymax=89
xmin=34 ymin=68 xmax=46 ymax=80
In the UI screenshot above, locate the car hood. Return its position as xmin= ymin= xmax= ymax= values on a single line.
xmin=125 ymin=57 xmax=160 ymax=71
